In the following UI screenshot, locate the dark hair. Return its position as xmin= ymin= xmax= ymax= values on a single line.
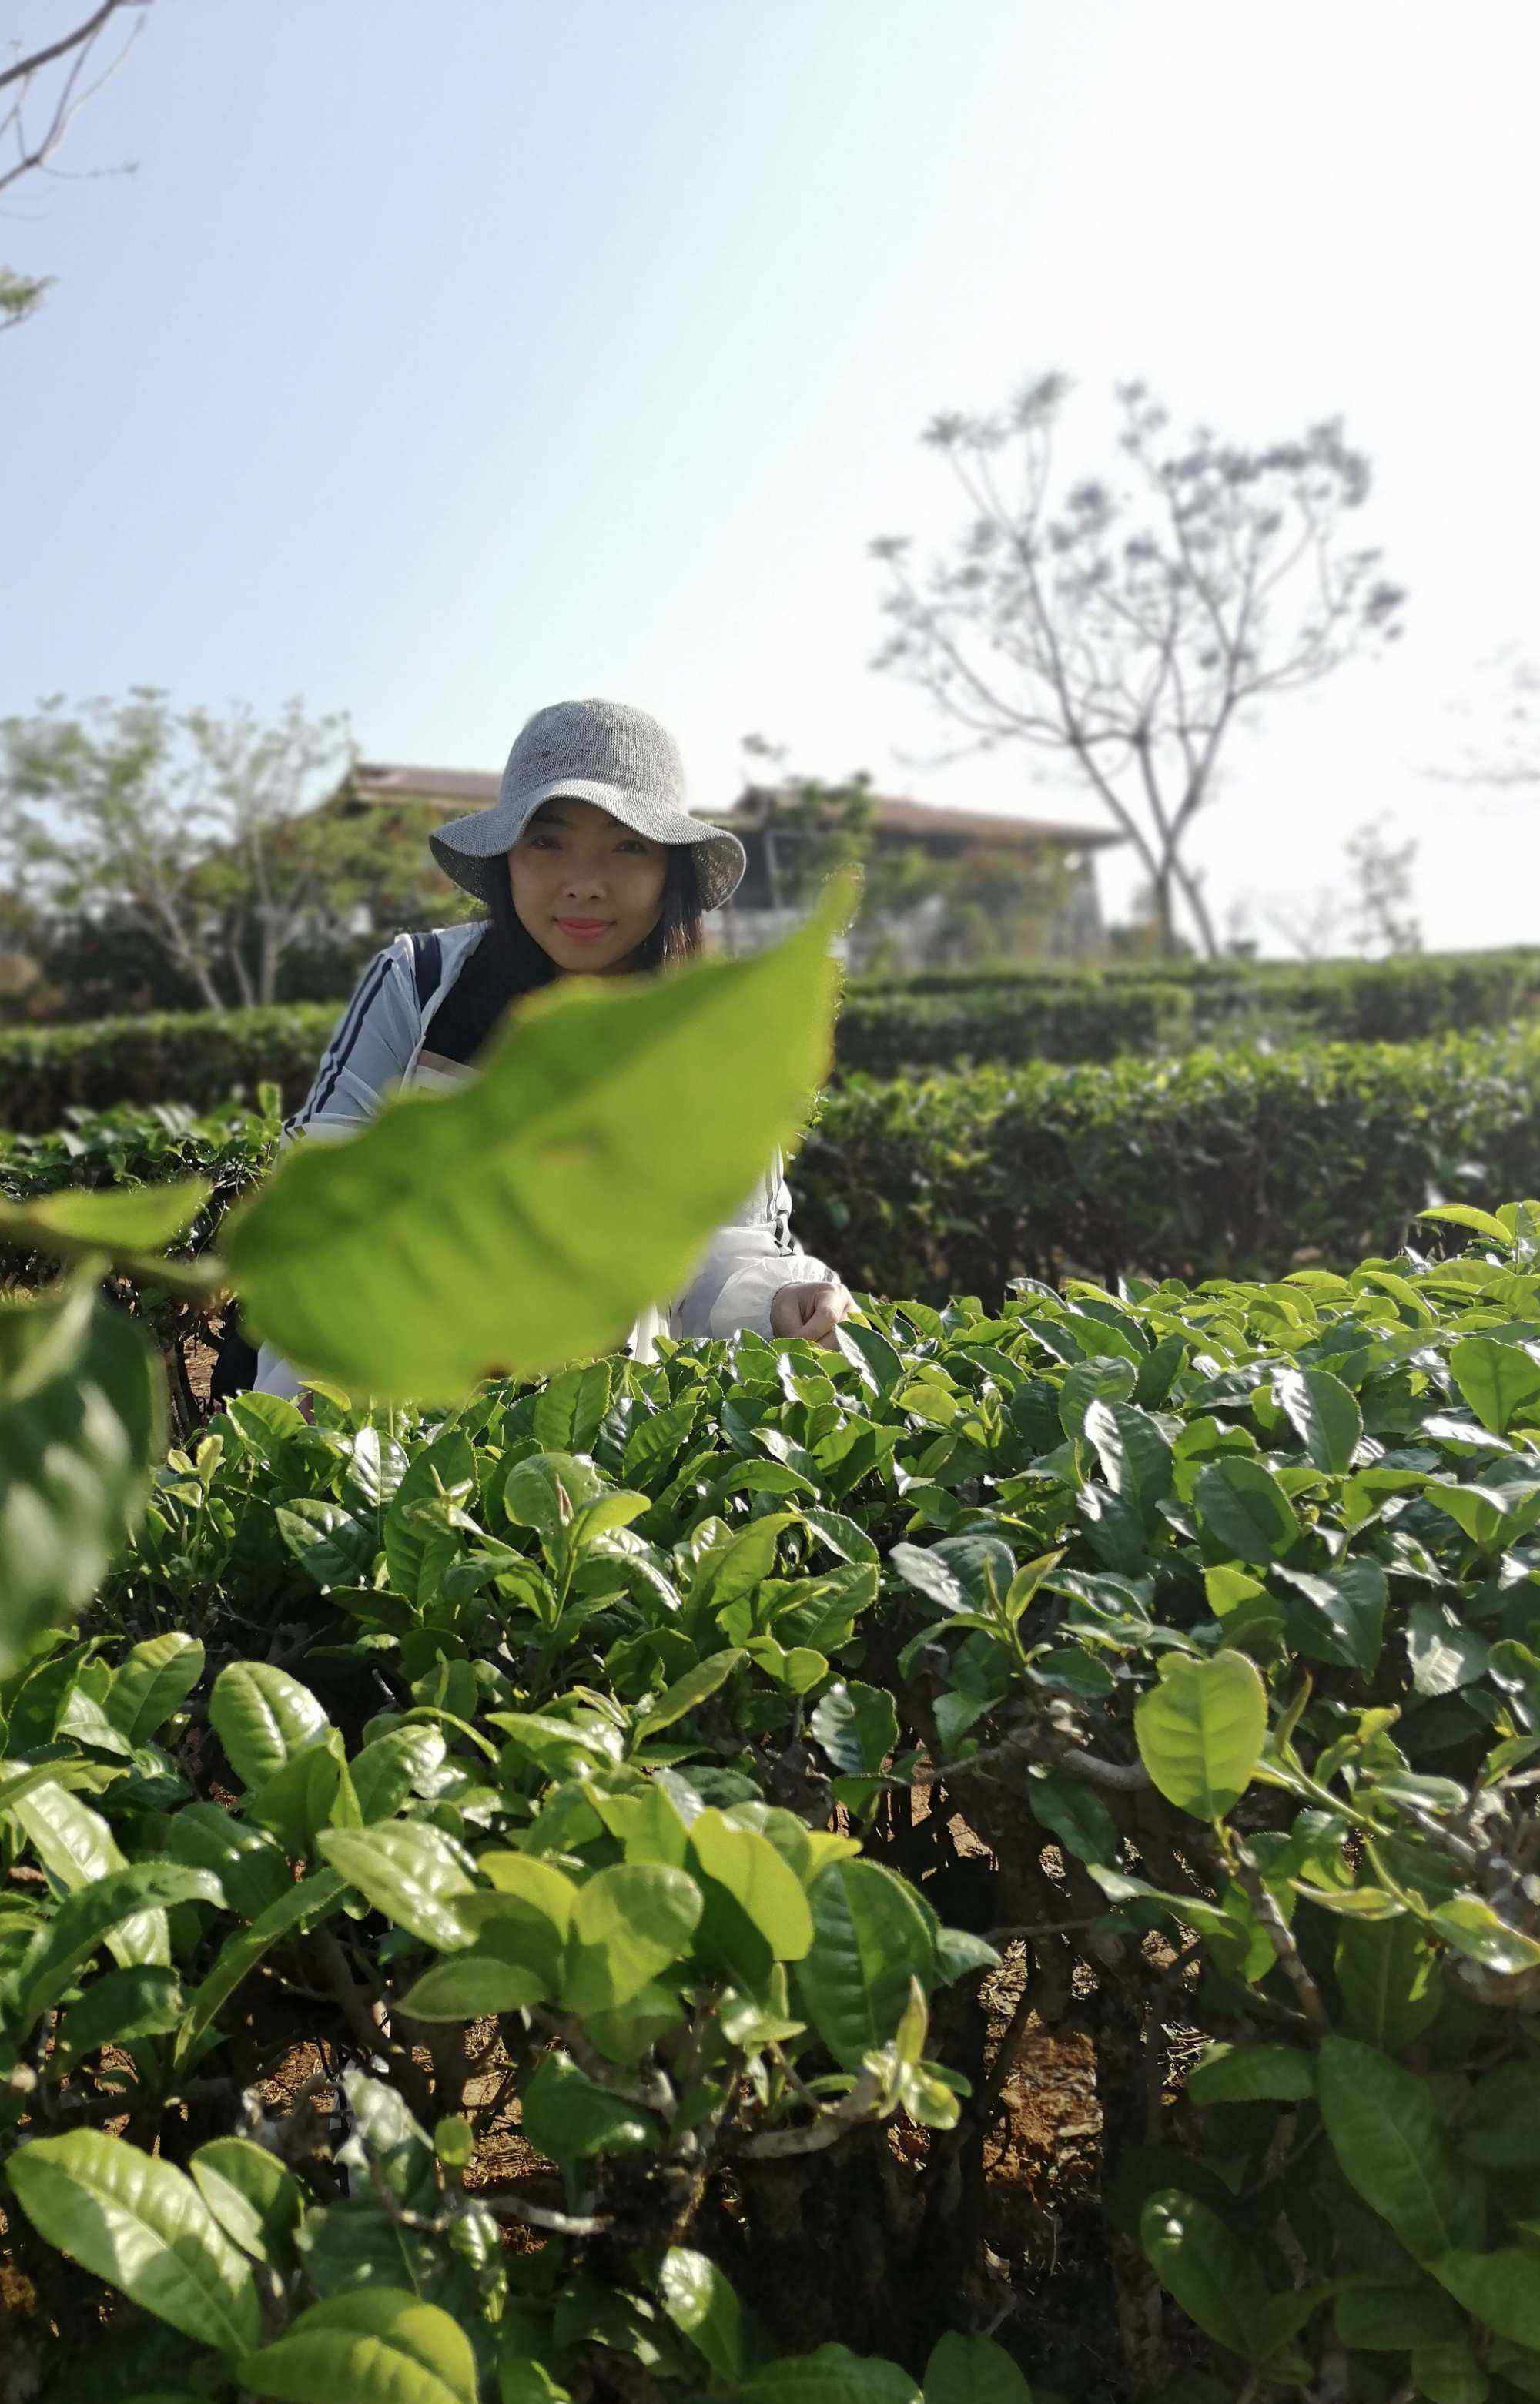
xmin=427 ymin=843 xmax=706 ymax=1062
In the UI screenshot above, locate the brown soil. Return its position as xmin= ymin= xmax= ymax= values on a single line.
xmin=186 ymin=1337 xmax=216 ymax=1409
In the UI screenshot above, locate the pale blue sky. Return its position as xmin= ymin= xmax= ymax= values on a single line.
xmin=4 ymin=0 xmax=1538 ymax=949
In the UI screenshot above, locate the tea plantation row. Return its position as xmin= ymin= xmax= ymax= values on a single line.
xmin=4 ymin=943 xmax=1540 ymax=1127
xmin=10 ymin=1018 xmax=1540 ymax=1320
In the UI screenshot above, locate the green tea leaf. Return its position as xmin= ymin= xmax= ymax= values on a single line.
xmin=238 ymin=2288 xmax=479 ymax=2404
xmin=695 ymin=1514 xmax=795 ymax=1609
xmin=656 ymin=2245 xmax=746 ymax=2383
xmin=634 ymin=1647 xmax=745 ymax=1742
xmin=1334 ymin=2281 xmax=1466 ymax=2350
xmin=1418 ymin=1203 xmax=1512 ymax=1244
xmin=175 ymin=1871 xmax=346 ymax=2068
xmin=12 ymin=1861 xmax=213 ymax=2027
xmin=1133 ymin=1651 xmax=1267 ymax=1819
xmin=165 ymin=1803 xmax=291 ymax=1922
xmin=689 ymin=1808 xmax=814 ymax=1975
xmin=209 ymin=1662 xmax=331 ymax=1792
xmin=190 ymin=2138 xmax=303 ymax=2267
xmin=810 ymin=1680 xmax=899 ymax=1776
xmin=397 ymin=1952 xmax=546 ymax=2020
xmin=1023 ymin=1770 xmax=1120 ymax=1868
xmin=1317 ymin=2034 xmax=1467 ymax=2261
xmin=792 ymin=1859 xmax=934 ymax=2069
xmin=922 ymin=2332 xmax=1033 ymax=2404
xmin=1274 ymin=1367 xmax=1363 ymax=1473
xmin=8 ymin=2131 xmax=263 ymax=2354
xmin=316 ymin=1825 xmax=477 ymax=1950
xmin=56 ymin=1964 xmax=185 ymax=2061
xmin=1194 ymin=1458 xmax=1299 ymax=1564
xmin=1410 ymin=2336 xmax=1488 ymax=2404
xmin=349 ymin=1726 xmax=447 ymax=1823
xmin=1334 ymin=1913 xmax=1445 ymax=2054
xmin=1187 ymin=2043 xmax=1315 ymax=2104
xmin=532 ymin=1362 xmax=614 ymax=1454
xmin=7 ymin=1780 xmax=170 ymax=1969
xmin=6 ymin=1178 xmax=208 ymax=1252
xmin=518 ymin=2051 xmax=658 ymax=2164
xmin=1449 ymin=1335 xmax=1540 ymax=1434
xmin=1452 ymin=2061 xmax=1540 ymax=2169
xmin=470 ymin=1853 xmax=578 ymax=1992
xmin=737 ymin=2342 xmax=920 ymax=2404
xmin=1430 ymin=1894 xmax=1540 ymax=1975
xmin=1139 ymin=2188 xmax=1272 ymax=2362
xmin=105 ymin=1633 xmax=206 ymax=1746
xmin=1429 ymin=2250 xmax=1540 ymax=2347
xmin=561 ymin=1863 xmax=702 ymax=2014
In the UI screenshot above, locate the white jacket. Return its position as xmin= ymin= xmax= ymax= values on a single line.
xmin=253 ymin=922 xmax=839 ymax=1398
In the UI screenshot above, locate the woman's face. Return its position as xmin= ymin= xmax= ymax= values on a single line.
xmin=507 ymin=795 xmax=669 ymax=975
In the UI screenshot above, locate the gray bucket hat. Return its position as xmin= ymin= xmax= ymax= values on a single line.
xmin=430 ymin=698 xmax=747 ymax=912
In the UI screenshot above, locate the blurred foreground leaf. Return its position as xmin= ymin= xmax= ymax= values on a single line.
xmin=0 ymin=1277 xmax=163 ymax=1672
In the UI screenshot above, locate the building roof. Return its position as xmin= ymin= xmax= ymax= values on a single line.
xmin=336 ymin=764 xmax=502 ymax=810
xmin=331 ymin=765 xmax=1122 ymax=852
xmin=719 ymin=783 xmax=1123 ymax=852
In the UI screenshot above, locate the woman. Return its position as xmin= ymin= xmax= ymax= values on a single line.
xmin=252 ymin=697 xmax=852 ymax=1403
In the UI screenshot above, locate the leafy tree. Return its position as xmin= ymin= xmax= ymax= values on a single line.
xmin=738 ymin=737 xmax=1076 ymax=971
xmin=869 ymin=373 xmax=1407 ymax=956
xmin=738 ymin=737 xmax=879 ymax=912
xmin=0 ymin=688 xmax=377 ymax=1010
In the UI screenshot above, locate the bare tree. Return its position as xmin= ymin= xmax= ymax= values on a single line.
xmin=868 ymin=375 xmax=1407 ymax=956
xmin=0 ymin=688 xmax=359 ymax=1010
xmin=2 ymin=2 xmax=156 ymax=330
xmin=1342 ymin=814 xmax=1421 ymax=957
xmin=1260 ymin=883 xmax=1347 ymax=963
xmin=1240 ymin=812 xmax=1420 ymax=962
xmin=1422 ymin=640 xmax=1540 ymax=795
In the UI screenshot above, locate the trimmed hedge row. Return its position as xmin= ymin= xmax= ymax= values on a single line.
xmin=795 ymin=1021 xmax=1540 ymax=1296
xmin=0 ymin=984 xmax=1185 ymax=1127
xmin=11 ymin=1023 xmax=1540 ymax=1311
xmin=853 ymin=943 xmax=1540 ymax=1047
xmin=0 ymin=1000 xmax=336 ymax=1132
xmin=7 ymin=942 xmax=1540 ymax=1125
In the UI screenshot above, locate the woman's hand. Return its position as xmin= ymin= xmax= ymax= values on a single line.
xmin=769 ymin=1279 xmax=852 ymax=1348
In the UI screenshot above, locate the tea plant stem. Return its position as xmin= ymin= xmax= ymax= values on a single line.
xmin=958 ymin=1724 xmax=1152 ymax=1793
xmin=530 ymin=2008 xmax=671 ymax=2114
xmin=738 ymin=2065 xmax=884 ymax=2158
xmin=481 ymin=2190 xmax=612 ymax=2237
xmin=1226 ymin=1842 xmax=1328 ymax=2037
xmin=987 ymin=1913 xmax=1119 ymax=1941
xmin=1142 ymin=1937 xmax=1205 ymax=2140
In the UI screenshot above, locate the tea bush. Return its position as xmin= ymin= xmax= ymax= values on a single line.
xmin=4 ymin=1214 xmax=1540 ymax=2400
xmin=4 ymin=901 xmax=1540 ymax=2402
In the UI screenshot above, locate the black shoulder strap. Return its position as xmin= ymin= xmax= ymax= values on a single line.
xmin=410 ymin=929 xmax=443 ymax=1012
